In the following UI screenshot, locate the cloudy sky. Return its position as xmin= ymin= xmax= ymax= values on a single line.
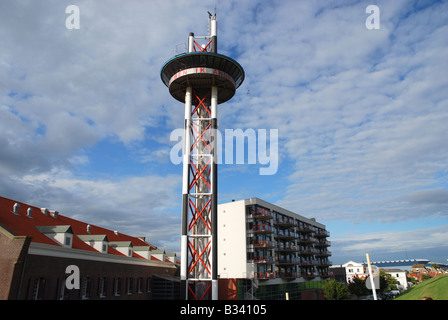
xmin=1 ymin=0 xmax=447 ymax=265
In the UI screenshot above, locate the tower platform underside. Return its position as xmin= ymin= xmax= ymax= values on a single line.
xmin=161 ymin=52 xmax=244 ymax=103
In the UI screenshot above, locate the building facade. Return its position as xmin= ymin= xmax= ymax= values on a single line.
xmin=218 ymin=198 xmax=331 ymax=299
xmin=383 ymin=269 xmax=409 ymax=291
xmin=0 ymin=196 xmax=179 ymax=300
xmin=342 ymin=260 xmax=366 ymax=283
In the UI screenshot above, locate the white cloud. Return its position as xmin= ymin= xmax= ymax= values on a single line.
xmin=331 ymin=225 xmax=448 ymax=261
xmin=1 ymin=0 xmax=447 ymax=261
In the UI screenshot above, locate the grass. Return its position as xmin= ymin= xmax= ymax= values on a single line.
xmin=395 ymin=274 xmax=448 ymax=300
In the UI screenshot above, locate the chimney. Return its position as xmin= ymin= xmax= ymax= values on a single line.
xmin=13 ymin=203 xmax=20 ymax=215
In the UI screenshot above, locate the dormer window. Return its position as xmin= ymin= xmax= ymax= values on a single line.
xmin=36 ymin=225 xmax=73 ymax=248
xmin=109 ymin=241 xmax=133 ymax=257
xmin=77 ymin=235 xmax=108 ymax=253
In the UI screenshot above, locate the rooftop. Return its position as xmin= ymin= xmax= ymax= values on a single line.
xmin=0 ymin=195 xmax=177 ymax=264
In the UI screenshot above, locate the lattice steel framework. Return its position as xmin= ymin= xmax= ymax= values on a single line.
xmin=161 ymin=12 xmax=244 ymax=300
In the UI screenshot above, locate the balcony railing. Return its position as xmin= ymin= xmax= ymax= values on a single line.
xmin=275 ymin=215 xmax=296 ymax=227
xmin=314 ymin=229 xmax=330 ymax=238
xmin=253 ymin=223 xmax=274 ymax=234
xmin=251 ymin=207 xmax=274 ymax=220
xmin=277 ymin=257 xmax=299 ymax=265
xmin=253 ymin=239 xmax=276 ymax=248
xmin=276 ymin=229 xmax=298 ymax=239
xmin=254 ymin=272 xmax=276 ymax=280
xmin=297 ymin=247 xmax=318 ymax=255
xmin=278 ymin=243 xmax=297 ymax=251
xmin=316 ymin=259 xmax=332 ymax=266
xmin=315 ymin=240 xmax=331 ymax=247
xmin=298 ymin=259 xmax=317 ymax=266
xmin=297 ymin=225 xmax=314 ymax=233
xmin=315 ymin=249 xmax=332 ymax=257
xmin=278 ymin=271 xmax=298 ymax=279
xmin=253 ymin=256 xmax=274 ymax=264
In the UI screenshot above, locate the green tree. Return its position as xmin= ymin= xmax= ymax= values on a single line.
xmin=379 ymin=270 xmax=397 ymax=292
xmin=323 ymin=279 xmax=350 ymax=300
xmin=347 ymin=277 xmax=369 ymax=298
xmin=421 ymin=274 xmax=432 ymax=281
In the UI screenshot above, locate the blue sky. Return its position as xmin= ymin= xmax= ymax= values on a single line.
xmin=1 ymin=0 xmax=447 ymax=265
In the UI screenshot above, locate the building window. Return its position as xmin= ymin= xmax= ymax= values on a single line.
xmin=81 ymin=277 xmax=91 ymax=299
xmin=98 ymin=277 xmax=107 ymax=298
xmin=137 ymin=277 xmax=143 ymax=293
xmin=65 ymin=237 xmax=71 ymax=246
xmin=114 ymin=277 xmax=121 ymax=296
xmin=30 ymin=277 xmax=46 ymax=300
xmin=126 ymin=277 xmax=134 ymax=294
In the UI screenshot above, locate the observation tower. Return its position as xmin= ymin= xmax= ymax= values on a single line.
xmin=161 ymin=12 xmax=244 ymax=300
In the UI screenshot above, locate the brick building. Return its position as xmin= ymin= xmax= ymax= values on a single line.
xmin=0 ymin=196 xmax=179 ymax=300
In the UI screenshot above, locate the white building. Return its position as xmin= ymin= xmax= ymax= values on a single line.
xmin=218 ymin=198 xmax=331 ymax=286
xmin=383 ymin=269 xmax=409 ymax=291
xmin=342 ymin=260 xmax=366 ymax=283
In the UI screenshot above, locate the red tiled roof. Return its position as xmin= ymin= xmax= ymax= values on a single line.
xmin=0 ymin=196 xmax=158 ymax=258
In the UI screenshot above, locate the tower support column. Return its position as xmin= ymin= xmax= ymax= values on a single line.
xmin=211 ymin=85 xmax=218 ymax=300
xmin=181 ymin=86 xmax=192 ymax=300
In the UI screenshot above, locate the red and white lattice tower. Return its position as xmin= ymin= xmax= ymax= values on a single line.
xmin=161 ymin=12 xmax=244 ymax=300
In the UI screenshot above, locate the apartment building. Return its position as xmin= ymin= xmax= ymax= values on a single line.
xmin=218 ymin=198 xmax=331 ymax=299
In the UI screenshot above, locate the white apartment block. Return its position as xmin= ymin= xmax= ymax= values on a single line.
xmin=218 ymin=198 xmax=331 ymax=285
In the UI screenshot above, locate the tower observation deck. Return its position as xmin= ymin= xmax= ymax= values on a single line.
xmin=160 ymin=12 xmax=244 ymax=300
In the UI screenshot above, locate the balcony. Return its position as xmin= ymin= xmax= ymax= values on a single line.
xmin=298 ymin=247 xmax=318 ymax=255
xmin=253 ymin=256 xmax=274 ymax=264
xmin=253 ymin=239 xmax=276 ymax=249
xmin=297 ymin=224 xmax=314 ymax=233
xmin=315 ymin=249 xmax=332 ymax=257
xmin=275 ymin=215 xmax=296 ymax=227
xmin=316 ymin=259 xmax=332 ymax=267
xmin=303 ymin=272 xmax=319 ymax=279
xmin=277 ymin=257 xmax=299 ymax=265
xmin=297 ymin=235 xmax=316 ymax=244
xmin=251 ymin=207 xmax=274 ymax=220
xmin=253 ymin=223 xmax=274 ymax=234
xmin=298 ymin=259 xmax=317 ymax=267
xmin=315 ymin=240 xmax=331 ymax=247
xmin=277 ymin=242 xmax=297 ymax=252
xmin=278 ymin=271 xmax=298 ymax=279
xmin=276 ymin=229 xmax=298 ymax=239
xmin=254 ymin=272 xmax=276 ymax=280
xmin=314 ymin=229 xmax=330 ymax=238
